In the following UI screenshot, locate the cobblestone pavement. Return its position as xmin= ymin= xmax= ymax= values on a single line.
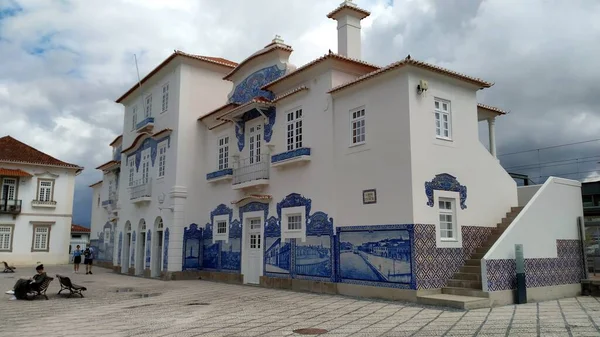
xmin=1 ymin=265 xmax=600 ymax=337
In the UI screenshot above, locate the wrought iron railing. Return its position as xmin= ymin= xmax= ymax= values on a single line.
xmin=233 ymin=154 xmax=269 ymax=185
xmin=0 ymin=199 xmax=22 ymax=214
xmin=130 ymin=178 xmax=152 ymax=200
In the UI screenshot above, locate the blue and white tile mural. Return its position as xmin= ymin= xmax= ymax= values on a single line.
xmin=265 ymin=237 xmax=291 ymax=274
xmin=203 ymin=239 xmax=219 ymax=269
xmin=295 ymin=236 xmax=331 ymax=277
xmin=221 ymin=238 xmax=241 ymax=271
xmin=183 ymin=224 xmax=202 ymax=270
xmin=337 ymin=225 xmax=414 ymax=288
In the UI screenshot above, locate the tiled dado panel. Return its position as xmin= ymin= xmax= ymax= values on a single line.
xmin=485 ymin=240 xmax=585 ymax=292
xmin=413 ymin=224 xmax=493 ymax=289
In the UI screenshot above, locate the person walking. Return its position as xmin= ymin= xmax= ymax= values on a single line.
xmin=83 ymin=246 xmax=94 ymax=275
xmin=72 ymin=245 xmax=82 ymax=273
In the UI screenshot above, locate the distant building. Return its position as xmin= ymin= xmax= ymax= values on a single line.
xmin=70 ymin=224 xmax=90 ymax=253
xmin=0 ymin=136 xmax=82 ymax=265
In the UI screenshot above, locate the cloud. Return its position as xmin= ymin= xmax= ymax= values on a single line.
xmin=0 ymin=0 xmax=598 ymax=225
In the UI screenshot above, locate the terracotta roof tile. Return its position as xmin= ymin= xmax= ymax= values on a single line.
xmin=223 ymin=40 xmax=293 ymax=81
xmin=88 ymin=180 xmax=102 ymax=188
xmin=272 ymin=86 xmax=309 ymax=103
xmin=95 ymin=160 xmax=120 ymax=171
xmin=71 ymin=224 xmax=90 ymax=233
xmin=231 ymin=194 xmax=272 ymax=205
xmin=0 ymin=168 xmax=32 ymax=177
xmin=109 ymin=135 xmax=122 ymax=146
xmin=328 ymin=56 xmax=493 ymax=94
xmin=198 ymin=103 xmax=241 ymax=121
xmin=477 ymin=103 xmax=507 ymax=115
xmin=262 ymin=52 xmax=379 ymax=91
xmin=121 ymin=129 xmax=172 ymax=154
xmin=0 ymin=136 xmax=82 ymax=171
xmin=116 ymin=51 xmax=238 ymax=103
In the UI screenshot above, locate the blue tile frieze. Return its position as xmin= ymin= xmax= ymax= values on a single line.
xmin=211 ymin=204 xmax=233 ymax=226
xmin=135 ymin=117 xmax=154 ymax=130
xmin=238 ymin=201 xmax=269 ymax=224
xmin=130 ymin=230 xmax=136 ymax=266
xmin=203 ymin=222 xmax=213 ymax=240
xmin=424 ymin=173 xmax=467 ymax=209
xmin=265 ymin=216 xmax=280 ymax=238
xmin=117 ymin=231 xmax=122 ymax=266
xmin=271 ymin=148 xmax=311 ymax=164
xmin=276 ymin=193 xmax=311 ymax=227
xmin=206 ymin=168 xmax=233 ymax=180
xmin=307 ymin=211 xmax=333 ymax=237
xmin=229 ymin=65 xmax=285 ymax=105
xmin=229 ymin=219 xmax=242 ymax=239
xmin=183 ymin=223 xmax=203 ymax=270
xmin=163 ymin=228 xmax=169 ymax=271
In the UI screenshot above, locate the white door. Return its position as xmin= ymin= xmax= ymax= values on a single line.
xmin=2 ymin=178 xmax=16 ymax=201
xmin=245 ymin=218 xmax=263 ymax=284
xmin=248 ymin=124 xmax=262 ymax=164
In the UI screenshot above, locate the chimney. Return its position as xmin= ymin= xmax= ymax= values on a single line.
xmin=327 ymin=0 xmax=370 ymax=59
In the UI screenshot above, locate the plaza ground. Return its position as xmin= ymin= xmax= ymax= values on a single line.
xmin=1 ymin=265 xmax=600 ymax=337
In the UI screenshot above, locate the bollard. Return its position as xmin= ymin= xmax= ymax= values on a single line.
xmin=515 ymin=244 xmax=527 ymax=304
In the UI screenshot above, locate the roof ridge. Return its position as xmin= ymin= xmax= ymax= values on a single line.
xmin=0 ymin=136 xmax=82 ymax=170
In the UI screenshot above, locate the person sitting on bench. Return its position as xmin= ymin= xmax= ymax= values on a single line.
xmin=5 ymin=264 xmax=48 ymax=300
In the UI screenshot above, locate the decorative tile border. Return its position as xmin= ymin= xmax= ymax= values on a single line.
xmin=413 ymin=224 xmax=492 ymax=289
xmin=486 ymin=240 xmax=585 ymax=292
xmin=163 ymin=228 xmax=169 ymax=272
xmin=271 ymin=148 xmax=311 ymax=164
xmin=425 ymin=173 xmax=467 ymax=209
xmin=135 ymin=117 xmax=154 ymax=130
xmin=206 ymin=168 xmax=233 ymax=180
xmin=183 ymin=224 xmax=203 ymax=271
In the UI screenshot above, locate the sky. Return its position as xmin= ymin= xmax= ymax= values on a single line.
xmin=0 ymin=0 xmax=599 ymax=227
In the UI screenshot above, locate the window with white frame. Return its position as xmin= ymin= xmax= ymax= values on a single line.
xmin=439 ymin=198 xmax=456 ymax=240
xmin=286 ymin=108 xmax=303 ymax=151
xmin=37 ymin=179 xmax=53 ymax=202
xmin=287 ymin=214 xmax=302 ymax=231
xmin=161 ymin=83 xmax=169 ymax=112
xmin=0 ymin=225 xmax=12 ymax=251
xmin=158 ymin=143 xmax=167 ymax=178
xmin=145 ymin=95 xmax=152 ymax=118
xmin=128 ymin=157 xmax=135 ymax=186
xmin=132 ymin=105 xmax=138 ymax=130
xmin=32 ymin=225 xmax=50 ymax=251
xmin=217 ymin=136 xmax=229 ymax=170
xmin=350 ymin=108 xmax=366 ymax=145
xmin=2 ymin=178 xmax=16 ymax=200
xmin=249 ymin=124 xmax=262 ymax=164
xmin=434 ymin=98 xmax=451 ymax=139
xmin=216 ymin=221 xmax=227 ymax=234
xmin=142 ymin=150 xmax=150 ymax=184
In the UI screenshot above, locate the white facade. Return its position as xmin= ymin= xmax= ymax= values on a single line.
xmin=0 ymin=162 xmax=80 ymax=266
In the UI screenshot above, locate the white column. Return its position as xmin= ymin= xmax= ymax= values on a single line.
xmin=167 ymin=186 xmax=188 ymax=272
xmin=488 ymin=117 xmax=497 ymax=158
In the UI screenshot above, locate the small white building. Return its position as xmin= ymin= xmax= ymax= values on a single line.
xmin=93 ymin=0 xmax=585 ymax=308
xmin=70 ymin=224 xmax=90 ymax=254
xmin=0 ymin=135 xmax=82 ymax=266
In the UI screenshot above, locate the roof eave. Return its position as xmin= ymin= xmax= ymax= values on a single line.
xmin=223 ymin=45 xmax=293 ymax=81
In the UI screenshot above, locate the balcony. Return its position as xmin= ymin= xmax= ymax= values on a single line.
xmin=206 ymin=168 xmax=233 ymax=183
xmin=102 ymin=192 xmax=119 ymax=212
xmin=135 ymin=117 xmax=155 ymax=133
xmin=271 ymin=147 xmax=311 ymax=168
xmin=0 ymin=199 xmax=21 ymax=217
xmin=130 ymin=178 xmax=152 ymax=203
xmin=31 ymin=200 xmax=57 ymax=208
xmin=232 ymin=154 xmax=269 ymax=190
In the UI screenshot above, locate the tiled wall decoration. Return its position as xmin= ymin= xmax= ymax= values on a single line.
xmin=183 ymin=223 xmax=203 ymax=271
xmin=486 ymin=239 xmax=585 ymax=292
xmin=295 ymin=212 xmax=334 ymax=282
xmin=222 ymin=220 xmax=242 ymax=271
xmin=413 ymin=224 xmax=492 ymax=289
xmin=117 ymin=231 xmax=122 ymax=266
xmin=93 ymin=222 xmax=115 ymax=263
xmin=425 ymin=173 xmax=468 ymax=210
xmin=336 ymin=224 xmax=414 ymax=289
xmin=265 ymin=216 xmax=291 ymax=276
xmin=131 ymin=230 xmax=136 ymax=267
xmin=163 ymin=228 xmax=169 ymax=272
xmin=145 ymin=230 xmax=151 ymax=269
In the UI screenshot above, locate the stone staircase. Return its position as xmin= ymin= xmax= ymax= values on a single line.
xmin=417 ymin=206 xmax=524 ymax=309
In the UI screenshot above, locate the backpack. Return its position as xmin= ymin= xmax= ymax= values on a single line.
xmin=84 ymin=248 xmax=91 ymax=258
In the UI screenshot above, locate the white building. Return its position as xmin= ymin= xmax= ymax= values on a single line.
xmin=0 ymin=135 xmax=82 ymax=266
xmin=92 ymin=0 xmax=585 ymax=307
xmin=70 ymin=224 xmax=90 ymax=254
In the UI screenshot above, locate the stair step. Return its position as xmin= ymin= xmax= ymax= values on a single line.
xmin=417 ymin=294 xmax=491 ymax=310
xmin=470 ymin=252 xmax=486 ymax=260
xmin=454 ymin=272 xmax=481 ymax=281
xmin=447 ymin=279 xmax=482 ymax=289
xmin=460 ymin=265 xmax=481 ymax=274
xmin=442 ymin=287 xmax=489 ymax=298
xmin=465 ymin=259 xmax=481 ymax=266
xmin=511 ymin=206 xmax=524 ymax=212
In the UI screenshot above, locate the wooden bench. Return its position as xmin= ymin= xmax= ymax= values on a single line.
xmin=56 ymin=274 xmax=87 ymax=298
xmin=2 ymin=261 xmax=15 ymax=273
xmin=28 ymin=277 xmax=53 ymax=300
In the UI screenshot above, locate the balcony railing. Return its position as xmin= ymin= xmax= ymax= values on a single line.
xmin=102 ymin=191 xmax=119 ymax=208
xmin=130 ymin=178 xmax=152 ymax=202
xmin=135 ymin=117 xmax=155 ymax=132
xmin=233 ymin=154 xmax=269 ymax=187
xmin=31 ymin=200 xmax=57 ymax=208
xmin=0 ymin=199 xmax=22 ymax=215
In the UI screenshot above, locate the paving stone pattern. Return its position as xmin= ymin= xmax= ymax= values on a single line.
xmin=1 ymin=265 xmax=600 ymax=337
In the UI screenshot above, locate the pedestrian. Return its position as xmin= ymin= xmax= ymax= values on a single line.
xmin=83 ymin=246 xmax=94 ymax=275
xmin=72 ymin=244 xmax=82 ymax=273
xmin=5 ymin=264 xmax=48 ymax=300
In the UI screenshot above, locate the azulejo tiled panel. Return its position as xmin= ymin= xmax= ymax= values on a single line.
xmin=486 ymin=239 xmax=585 ymax=292
xmin=413 ymin=224 xmax=492 ymax=289
xmin=336 ymin=225 xmax=415 ymax=289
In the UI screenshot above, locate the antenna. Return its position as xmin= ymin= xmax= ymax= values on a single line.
xmin=134 ymin=54 xmax=146 ymax=118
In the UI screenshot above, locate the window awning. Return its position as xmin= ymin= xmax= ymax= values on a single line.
xmin=0 ymin=168 xmax=32 ymax=177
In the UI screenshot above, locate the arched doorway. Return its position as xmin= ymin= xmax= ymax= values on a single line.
xmin=122 ymin=221 xmax=132 ymax=273
xmin=136 ymin=219 xmax=146 ymax=276
xmin=152 ymin=217 xmax=164 ymax=278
